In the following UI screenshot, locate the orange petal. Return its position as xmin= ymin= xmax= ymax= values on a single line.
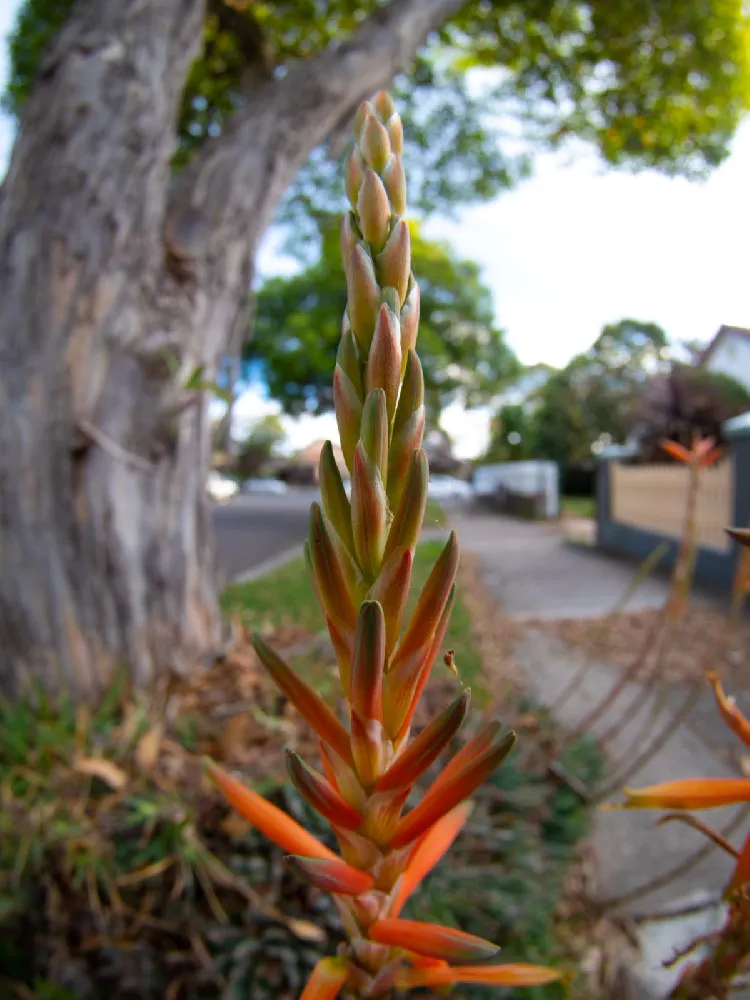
xmin=396 ymin=963 xmax=563 ymax=989
xmin=286 ymin=751 xmax=363 ymax=831
xmin=286 ymin=855 xmax=375 ymax=895
xmin=694 ymin=436 xmax=716 ymax=458
xmin=203 ymin=759 xmax=337 ymax=860
xmin=392 ymin=732 xmax=516 ymax=848
xmin=301 ymin=957 xmax=350 ymax=1000
xmin=660 ymin=439 xmax=691 ymax=463
xmin=614 ymin=777 xmax=750 ymax=810
xmin=370 ymin=919 xmax=499 ymax=964
xmin=350 ymin=601 xmax=385 ymax=722
xmin=395 ymin=533 xmax=458 ymax=667
xmin=707 ymin=672 xmax=750 ymax=749
xmin=728 ymin=830 xmax=750 ymax=893
xmin=425 ymin=722 xmax=503 ymax=801
xmin=376 ymin=690 xmax=471 ymax=794
xmin=253 ymin=634 xmax=353 ymax=765
xmin=700 ymin=445 xmax=723 ymax=468
xmin=390 ymin=801 xmax=474 ymax=917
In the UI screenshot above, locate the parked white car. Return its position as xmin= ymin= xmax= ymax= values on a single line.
xmin=207 ymin=471 xmax=239 ymax=502
xmin=241 ymin=478 xmax=288 ymax=496
xmin=428 ymin=475 xmax=473 ymax=500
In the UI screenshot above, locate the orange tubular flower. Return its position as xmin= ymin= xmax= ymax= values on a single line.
xmin=607 ymin=671 xmax=750 ymax=896
xmin=205 ymin=92 xmax=556 ymax=997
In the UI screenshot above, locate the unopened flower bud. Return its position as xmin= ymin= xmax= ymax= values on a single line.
xmin=345 ymin=147 xmax=366 ymax=208
xmin=357 ymin=170 xmax=391 ymax=252
xmin=353 ymin=100 xmax=375 ymax=138
xmin=399 ymin=280 xmax=421 ymax=363
xmin=376 ymin=221 xmax=410 ymax=305
xmin=341 ymin=212 xmax=361 ymax=272
xmin=381 ymin=155 xmax=406 ymax=217
xmin=337 ymin=326 xmax=363 ymax=399
xmin=351 ymin=442 xmax=388 ymax=579
xmin=360 ymin=389 xmax=389 ymax=481
xmin=386 ymin=114 xmax=404 ymax=155
xmin=334 ymin=366 xmax=363 ymax=473
xmin=360 ymin=114 xmax=391 ymax=173
xmin=366 ymin=305 xmax=402 ymax=421
xmin=373 ymin=90 xmax=397 ymax=121
xmin=347 ymin=244 xmax=381 ymax=353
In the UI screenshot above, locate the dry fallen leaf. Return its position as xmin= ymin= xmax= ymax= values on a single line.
xmin=218 ymin=713 xmax=253 ymax=761
xmin=219 ymin=812 xmax=253 ymax=840
xmin=74 ymin=756 xmax=128 ymax=790
xmin=136 ymin=723 xmax=163 ymax=774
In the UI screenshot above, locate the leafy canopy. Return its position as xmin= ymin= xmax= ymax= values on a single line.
xmin=5 ymin=0 xmax=749 ymax=239
xmin=249 ymin=217 xmax=519 ymax=418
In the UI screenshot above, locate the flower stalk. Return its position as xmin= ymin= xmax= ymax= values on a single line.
xmin=205 ymin=94 xmax=560 ymax=999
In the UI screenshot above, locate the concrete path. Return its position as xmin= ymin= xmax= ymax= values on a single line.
xmin=451 ymin=512 xmax=745 ymax=998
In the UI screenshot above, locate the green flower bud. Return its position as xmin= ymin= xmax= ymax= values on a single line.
xmin=376 ymin=221 xmax=411 ymax=306
xmin=334 ymin=366 xmax=363 ymax=473
xmin=381 ymin=156 xmax=406 ymax=217
xmin=360 ymin=114 xmax=391 ymax=173
xmin=347 ymin=244 xmax=381 ymax=353
xmin=366 ymin=305 xmax=402 ymax=422
xmin=360 ymin=389 xmax=388 ymax=483
xmin=346 ymin=147 xmax=365 ymax=208
xmin=357 ymin=170 xmax=391 ymax=252
xmin=386 ymin=114 xmax=404 ymax=156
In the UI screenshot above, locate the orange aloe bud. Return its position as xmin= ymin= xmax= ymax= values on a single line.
xmin=360 ymin=389 xmax=389 ymax=480
xmin=388 ymin=351 xmax=425 ymax=506
xmin=381 ymin=156 xmax=406 ymax=217
xmin=370 ymin=919 xmax=500 ymax=964
xmin=326 ymin=615 xmax=355 ymax=696
xmin=399 ymin=281 xmax=420 ymax=360
xmin=386 ymin=113 xmax=404 ymax=155
xmin=334 ymin=367 xmax=363 ymax=473
xmin=393 ymin=731 xmax=516 ymax=848
xmin=426 ymin=721 xmax=503 ymax=800
xmin=319 ymin=741 xmax=365 ymax=809
xmin=287 ymin=855 xmax=375 ymax=896
xmin=366 ymin=305 xmax=402 ymax=421
xmin=382 ymin=449 xmax=428 ymax=562
xmin=393 ymin=350 xmax=424 ymax=435
xmin=396 ymin=532 xmax=459 ymax=666
xmin=360 ymin=114 xmax=391 ymax=172
xmin=390 ymin=802 xmax=474 ymax=917
xmin=347 ymin=244 xmax=380 ymax=353
xmin=729 ymin=830 xmax=750 ymax=892
xmin=337 ymin=325 xmax=363 ymax=399
xmin=351 ymin=709 xmax=385 ymax=789
xmin=660 ymin=439 xmax=691 ymax=463
xmin=334 ymin=826 xmax=383 ymax=870
xmin=308 ymin=503 xmax=358 ymax=631
xmin=340 ymin=212 xmax=361 ymax=273
xmin=376 ymin=221 xmax=410 ymax=305
xmin=396 ymin=963 xmax=564 ymax=990
xmin=707 ymin=671 xmax=750 ymax=748
xmin=319 ymin=440 xmax=355 ymax=558
xmin=351 ymin=443 xmax=388 ymax=579
xmin=345 ymin=148 xmax=365 ymax=208
xmin=362 ymin=786 xmax=411 ymax=847
xmin=204 ymin=759 xmax=337 ymax=861
xmin=253 ymin=633 xmax=353 ymax=766
xmin=608 ymin=777 xmax=750 ymax=811
xmin=351 ymin=601 xmax=386 ymax=721
xmin=373 ymin=90 xmax=397 ymax=121
xmin=376 ymin=690 xmax=470 ymax=794
xmin=367 ymin=546 xmax=413 ymax=661
xmin=357 ymin=170 xmax=391 ymax=251
xmin=286 ymin=751 xmax=363 ymax=831
xmin=301 ymin=957 xmax=350 ymax=1000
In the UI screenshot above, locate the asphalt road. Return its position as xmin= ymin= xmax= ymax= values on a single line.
xmin=212 ymin=490 xmax=316 ymax=582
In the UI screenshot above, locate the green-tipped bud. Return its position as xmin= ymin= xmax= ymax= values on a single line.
xmin=334 ymin=367 xmax=363 ymax=473
xmin=387 ymin=408 xmax=426 ymax=510
xmin=383 ymin=449 xmax=428 ymax=562
xmin=337 ymin=326 xmax=363 ymax=399
xmin=350 ymin=601 xmax=386 ymax=721
xmin=400 ymin=281 xmax=420 ymax=360
xmin=286 ymin=751 xmax=363 ymax=831
xmin=346 ymin=147 xmax=366 ymax=208
xmin=366 ymin=305 xmax=402 ymax=422
xmin=347 ymin=244 xmax=381 ymax=353
xmin=360 ymin=114 xmax=391 ymax=173
xmin=354 ymin=100 xmax=375 ymax=138
xmin=286 ymin=855 xmax=375 ymax=896
xmin=381 ymin=156 xmax=406 ymax=217
xmin=397 ymin=532 xmax=459 ymax=666
xmin=341 ymin=212 xmax=361 ymax=272
xmin=393 ymin=351 xmax=424 ymax=435
xmin=376 ymin=221 xmax=410 ymax=305
xmin=360 ymin=389 xmax=389 ymax=481
xmin=351 ymin=442 xmax=388 ymax=580
xmin=357 ymin=170 xmax=391 ymax=252
xmin=374 ymin=91 xmax=397 ymax=121
xmin=368 ymin=546 xmax=413 ymax=661
xmin=319 ymin=440 xmax=355 ymax=558
xmin=308 ymin=502 xmax=358 ymax=632
xmin=386 ymin=114 xmax=404 ymax=156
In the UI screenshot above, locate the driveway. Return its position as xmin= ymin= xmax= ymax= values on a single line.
xmin=212 ymin=490 xmax=316 ymax=582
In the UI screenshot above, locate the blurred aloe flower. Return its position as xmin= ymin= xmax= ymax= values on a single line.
xmin=204 ymin=93 xmax=561 ymax=998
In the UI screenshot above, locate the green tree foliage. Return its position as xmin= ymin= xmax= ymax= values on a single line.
xmin=249 ymin=217 xmax=519 ymax=419
xmin=5 ymin=0 xmax=749 ymax=243
xmin=531 ymin=319 xmax=670 ymax=463
xmin=233 ymin=413 xmax=286 ymax=479
xmin=484 ymin=404 xmax=535 ymax=463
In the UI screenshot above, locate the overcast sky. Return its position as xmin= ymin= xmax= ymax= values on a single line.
xmin=2 ymin=4 xmax=748 ymax=456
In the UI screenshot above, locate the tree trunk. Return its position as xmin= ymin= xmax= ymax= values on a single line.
xmin=0 ymin=0 xmax=464 ymax=699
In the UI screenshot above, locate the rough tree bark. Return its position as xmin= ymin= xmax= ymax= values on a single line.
xmin=0 ymin=0 xmax=465 ymax=698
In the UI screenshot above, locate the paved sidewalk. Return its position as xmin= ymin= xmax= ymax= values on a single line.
xmin=451 ymin=512 xmax=743 ymax=997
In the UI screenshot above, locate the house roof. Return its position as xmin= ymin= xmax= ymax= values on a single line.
xmin=699 ymin=325 xmax=750 ymax=365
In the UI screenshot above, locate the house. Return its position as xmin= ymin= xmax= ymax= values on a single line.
xmin=276 ymin=439 xmax=348 ymax=485
xmin=699 ymin=325 xmax=750 ymax=391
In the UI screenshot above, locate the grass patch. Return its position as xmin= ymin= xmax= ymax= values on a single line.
xmin=561 ymin=495 xmax=595 ymax=519
xmin=423 ymin=497 xmax=448 ymax=527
